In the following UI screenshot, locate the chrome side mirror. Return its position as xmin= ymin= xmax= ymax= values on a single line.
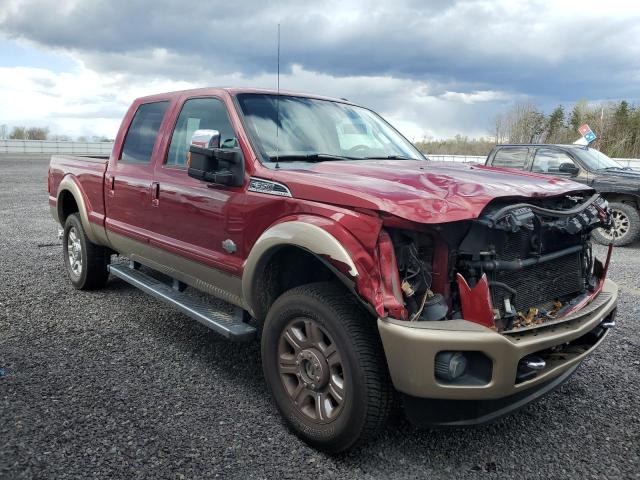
xmin=188 ymin=129 xmax=244 ymax=187
xmin=190 ymin=129 xmax=220 ymax=149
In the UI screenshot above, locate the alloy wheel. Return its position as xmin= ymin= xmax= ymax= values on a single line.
xmin=67 ymin=226 xmax=83 ymax=277
xmin=601 ymin=208 xmax=630 ymax=241
xmin=277 ymin=318 xmax=346 ymax=423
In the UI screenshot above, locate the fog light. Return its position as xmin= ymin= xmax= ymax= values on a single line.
xmin=435 ymin=351 xmax=468 ymax=381
xmin=516 ymin=354 xmax=546 ymax=383
xmin=520 ymin=355 xmax=546 ymax=371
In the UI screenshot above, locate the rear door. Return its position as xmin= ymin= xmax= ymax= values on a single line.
xmin=105 ymin=100 xmax=171 ymax=244
xmin=490 ymin=146 xmax=531 ymax=171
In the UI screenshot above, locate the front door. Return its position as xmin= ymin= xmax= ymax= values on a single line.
xmin=149 ymin=96 xmax=247 ymax=298
xmin=530 ymin=148 xmax=588 ymax=185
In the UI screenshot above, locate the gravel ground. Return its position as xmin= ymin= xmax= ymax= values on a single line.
xmin=1 ymin=154 xmax=639 ymax=479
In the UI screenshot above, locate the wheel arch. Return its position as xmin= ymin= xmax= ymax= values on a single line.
xmin=242 ymin=219 xmax=376 ymax=320
xmin=599 ymin=192 xmax=640 ymax=210
xmin=56 ymin=175 xmax=100 ymax=244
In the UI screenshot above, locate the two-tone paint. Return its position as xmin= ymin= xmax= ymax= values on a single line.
xmin=48 ymin=87 xmax=619 ymax=425
xmin=49 ymin=88 xmax=595 ymax=321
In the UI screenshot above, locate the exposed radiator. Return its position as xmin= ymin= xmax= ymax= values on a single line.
xmin=491 ymin=251 xmax=584 ymax=317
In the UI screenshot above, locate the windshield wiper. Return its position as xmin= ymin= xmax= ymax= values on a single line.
xmin=269 ymin=153 xmax=361 ymax=162
xmin=364 ymin=155 xmax=412 ymax=160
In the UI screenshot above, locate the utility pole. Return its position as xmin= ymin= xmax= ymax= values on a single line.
xmin=598 ymin=106 xmax=604 ymax=150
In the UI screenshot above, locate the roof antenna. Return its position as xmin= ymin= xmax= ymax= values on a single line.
xmin=275 ymin=23 xmax=281 ymax=169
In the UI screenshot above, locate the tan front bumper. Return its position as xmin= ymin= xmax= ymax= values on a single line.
xmin=378 ymin=279 xmax=618 ymax=400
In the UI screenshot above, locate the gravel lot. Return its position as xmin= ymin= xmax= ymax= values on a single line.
xmin=1 ymin=154 xmax=639 ymax=479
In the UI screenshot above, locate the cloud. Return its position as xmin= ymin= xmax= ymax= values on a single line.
xmin=0 ymin=0 xmax=638 ymax=138
xmin=0 ymin=61 xmax=513 ymax=139
xmin=0 ymin=64 xmax=195 ymax=137
xmin=2 ymin=0 xmax=639 ymax=100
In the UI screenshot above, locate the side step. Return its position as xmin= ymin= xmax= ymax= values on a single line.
xmin=108 ymin=263 xmax=256 ymax=341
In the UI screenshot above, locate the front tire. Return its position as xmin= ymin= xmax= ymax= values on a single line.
xmin=592 ymin=201 xmax=640 ymax=246
xmin=62 ymin=213 xmax=110 ymax=290
xmin=261 ymin=282 xmax=393 ymax=453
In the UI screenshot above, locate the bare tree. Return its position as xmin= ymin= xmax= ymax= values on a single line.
xmin=499 ymin=103 xmax=547 ymax=143
xmin=9 ymin=126 xmax=27 ymax=139
xmin=420 ymin=99 xmax=640 ymax=159
xmin=415 ymin=135 xmax=496 ymax=156
xmin=25 ymin=127 xmax=49 ymax=140
xmin=493 ymin=112 xmax=511 ymax=144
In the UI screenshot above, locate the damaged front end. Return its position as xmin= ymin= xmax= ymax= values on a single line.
xmin=382 ymin=192 xmax=612 ymax=333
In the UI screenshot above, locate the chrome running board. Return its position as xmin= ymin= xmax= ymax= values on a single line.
xmin=108 ymin=263 xmax=255 ymax=341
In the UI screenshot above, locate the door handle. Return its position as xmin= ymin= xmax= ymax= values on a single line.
xmin=106 ymin=175 xmax=115 ymax=196
xmin=151 ymin=182 xmax=160 ymax=206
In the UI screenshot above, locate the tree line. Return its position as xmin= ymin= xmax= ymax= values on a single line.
xmin=416 ymin=100 xmax=640 ymax=159
xmin=0 ymin=125 xmax=112 ymax=142
xmin=4 ymin=126 xmax=50 ymax=140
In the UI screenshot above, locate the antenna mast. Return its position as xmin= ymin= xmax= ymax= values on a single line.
xmin=275 ymin=23 xmax=281 ymax=168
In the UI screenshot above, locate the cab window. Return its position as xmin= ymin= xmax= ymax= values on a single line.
xmin=120 ymin=101 xmax=169 ymax=164
xmin=492 ymin=147 xmax=528 ymax=169
xmin=166 ymin=98 xmax=237 ymax=166
xmin=532 ymin=148 xmax=576 ymax=173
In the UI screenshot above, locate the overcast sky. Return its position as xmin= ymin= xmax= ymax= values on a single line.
xmin=1 ymin=0 xmax=639 ymax=140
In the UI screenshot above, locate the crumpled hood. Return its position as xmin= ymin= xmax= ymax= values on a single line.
xmin=271 ymin=160 xmax=592 ymax=224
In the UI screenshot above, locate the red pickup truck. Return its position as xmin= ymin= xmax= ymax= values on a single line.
xmin=48 ymin=87 xmax=618 ymax=452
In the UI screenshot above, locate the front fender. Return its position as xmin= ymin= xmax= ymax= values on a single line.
xmin=597 ymin=189 xmax=640 ymax=206
xmin=242 ymin=216 xmax=382 ymax=318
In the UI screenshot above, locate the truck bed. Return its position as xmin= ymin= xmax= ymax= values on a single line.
xmin=48 ymin=154 xmax=109 ymax=228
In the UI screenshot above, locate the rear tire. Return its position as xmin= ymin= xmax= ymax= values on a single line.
xmin=62 ymin=213 xmax=110 ymax=290
xmin=592 ymin=201 xmax=640 ymax=246
xmin=261 ymin=282 xmax=393 ymax=453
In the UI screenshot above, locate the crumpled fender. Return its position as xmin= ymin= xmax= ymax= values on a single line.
xmin=242 ymin=213 xmax=402 ymax=318
xmin=456 ymin=273 xmax=495 ymax=328
xmin=376 ymin=230 xmax=407 ymax=319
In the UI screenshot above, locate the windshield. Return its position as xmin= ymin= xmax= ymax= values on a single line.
xmin=574 ymin=147 xmax=622 ymax=170
xmin=236 ymin=93 xmax=424 ymax=162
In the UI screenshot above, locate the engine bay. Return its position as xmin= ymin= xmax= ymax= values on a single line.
xmin=389 ymin=193 xmax=611 ymax=331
